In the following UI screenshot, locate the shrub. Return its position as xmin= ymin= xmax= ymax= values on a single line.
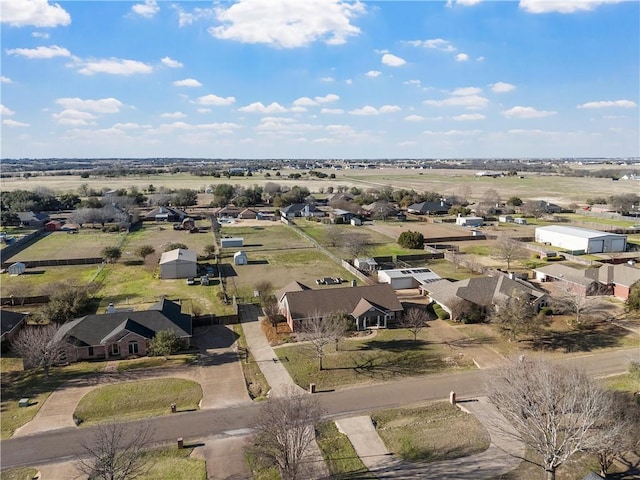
xmin=398 ymin=230 xmax=425 ymax=250
xmin=148 ymin=330 xmax=184 ymax=357
xmin=432 ymin=303 xmax=450 ymax=320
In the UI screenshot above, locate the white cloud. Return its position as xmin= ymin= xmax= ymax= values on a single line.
xmin=456 ymin=0 xmax=482 ymax=5
xmin=455 ymin=53 xmax=469 ymax=62
xmin=6 ymin=45 xmax=71 ymax=59
xmin=75 ymin=58 xmax=153 ymax=76
xmin=345 ymin=79 xmax=353 ymax=85
xmin=32 ymin=31 xmax=50 ymax=38
xmin=174 ymin=78 xmax=202 ymax=87
xmin=3 ymin=119 xmax=31 ymax=127
xmin=197 ymin=108 xmax=212 ymax=114
xmin=502 ymin=106 xmax=557 ymax=118
xmin=1 ymin=105 xmax=16 ymax=116
xmin=161 ymin=56 xmax=183 ymax=68
xmin=404 ymin=115 xmax=425 ymax=122
xmin=350 ymin=105 xmax=400 ymax=115
xmin=148 ymin=121 xmax=241 ymax=135
xmin=238 ymin=102 xmax=287 ymax=113
xmin=381 ymin=53 xmax=406 ymax=67
xmin=293 ymin=94 xmax=339 ymax=107
xmin=365 ymin=70 xmax=382 ymax=78
xmin=321 ymin=108 xmax=344 ymax=114
xmin=174 ymin=5 xmax=216 ymax=27
xmin=1 ymin=76 xmax=13 ymax=84
xmin=452 ymin=86 xmax=482 ymax=96
xmin=404 ymin=80 xmax=421 ymax=87
xmin=577 ymin=100 xmax=637 ymax=109
xmin=56 ymin=97 xmax=124 ymax=113
xmin=320 ymin=76 xmax=335 ymax=83
xmin=1 ymin=0 xmax=71 ymax=27
xmin=132 ymin=0 xmax=159 ymax=18
xmin=476 ymin=56 xmax=485 ymax=62
xmin=160 ymin=112 xmax=187 ymax=119
xmin=423 ymin=95 xmax=489 ymax=110
xmin=453 ymin=113 xmax=486 ymax=121
xmin=407 ymin=38 xmax=456 ymax=52
xmin=423 ymin=129 xmax=482 ymax=136
xmin=519 ymin=0 xmax=622 ymax=14
xmin=52 ymin=109 xmax=98 ymax=126
xmin=490 ymin=81 xmax=516 ymax=93
xmin=208 ymin=0 xmax=365 ymax=48
xmin=197 ymin=94 xmax=236 ymax=106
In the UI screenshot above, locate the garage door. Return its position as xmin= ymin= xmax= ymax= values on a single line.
xmin=589 ymin=240 xmax=604 ymax=253
xmin=611 ymin=238 xmax=626 ymax=252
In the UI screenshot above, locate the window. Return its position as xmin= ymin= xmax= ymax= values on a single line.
xmin=110 ymin=344 xmax=119 ymax=356
xmin=88 ymin=347 xmax=94 ymax=357
xmin=128 ymin=342 xmax=139 ymax=355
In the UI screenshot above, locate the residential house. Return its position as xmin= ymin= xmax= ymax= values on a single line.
xmin=329 ymin=208 xmax=358 ymax=224
xmin=424 ymin=274 xmax=547 ymax=321
xmin=16 ymin=211 xmax=50 ymax=228
xmin=533 ymin=264 xmax=606 ymax=296
xmin=1 ymin=310 xmax=28 ymax=349
xmin=45 ymin=220 xmax=64 ymax=231
xmin=215 ymin=206 xmax=242 ymax=218
xmin=362 ymin=201 xmax=398 ymax=219
xmin=143 ymin=206 xmax=188 ymax=222
xmin=238 ymin=208 xmax=258 ymax=219
xmin=53 ymin=298 xmax=192 ymax=362
xmin=277 ymin=282 xmax=403 ymax=331
xmin=280 ymin=203 xmax=325 ymax=220
xmin=598 ymin=263 xmax=640 ymax=300
xmin=407 ymin=201 xmax=451 ymax=215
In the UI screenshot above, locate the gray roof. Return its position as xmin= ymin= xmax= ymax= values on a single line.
xmin=1 ymin=310 xmax=28 ymax=337
xmin=53 ymin=298 xmax=191 ymax=347
xmin=276 ymin=281 xmax=312 ymax=302
xmin=535 ymin=225 xmax=626 ymax=240
xmin=533 ymin=264 xmax=600 ymax=287
xmin=407 ymin=201 xmax=450 ymax=214
xmin=283 ymin=284 xmax=403 ymax=321
xmin=599 ymin=263 xmax=640 ymax=287
xmin=159 ymin=248 xmax=197 ymax=264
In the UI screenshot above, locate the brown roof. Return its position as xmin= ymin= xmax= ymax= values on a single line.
xmin=276 ymin=281 xmax=312 ymax=302
xmin=283 ymin=284 xmax=403 ymax=321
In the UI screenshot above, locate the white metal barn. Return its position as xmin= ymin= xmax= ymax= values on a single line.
xmin=378 ymin=268 xmax=441 ymax=290
xmin=159 ymin=248 xmax=198 ymax=279
xmin=535 ymin=225 xmax=627 ymax=254
xmin=8 ymin=262 xmax=26 ymax=275
xmin=456 ymin=216 xmax=484 ymax=227
xmin=220 ymin=237 xmax=244 ymax=248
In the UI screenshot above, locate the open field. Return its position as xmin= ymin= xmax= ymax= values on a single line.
xmin=9 ymin=230 xmax=123 ymax=261
xmin=3 ymin=167 xmax=639 ymax=205
xmin=372 ymin=401 xmax=490 ymax=463
xmin=275 ymin=328 xmax=474 ymax=391
xmin=74 ymin=378 xmax=202 ymax=425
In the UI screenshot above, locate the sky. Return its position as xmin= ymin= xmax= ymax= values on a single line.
xmin=1 ymin=0 xmax=639 ymax=160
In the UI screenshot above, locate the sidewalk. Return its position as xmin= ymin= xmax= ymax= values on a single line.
xmin=335 ymin=396 xmax=524 ymax=479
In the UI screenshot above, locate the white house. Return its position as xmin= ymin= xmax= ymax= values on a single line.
xmin=535 ymin=225 xmax=627 ymax=254
xmin=378 ymin=268 xmax=441 ymax=290
xmin=159 ymin=249 xmax=197 ymax=279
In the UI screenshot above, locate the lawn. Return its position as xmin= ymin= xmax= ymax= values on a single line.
xmin=371 ymin=401 xmax=490 ymax=463
xmin=116 ymin=354 xmax=198 ymax=372
xmin=0 ymin=264 xmax=102 ymax=297
xmin=316 ymin=421 xmax=369 ymax=479
xmin=139 ymin=447 xmax=206 ymax=480
xmin=0 ymin=360 xmax=104 ymax=438
xmin=0 ymin=467 xmax=38 ymax=480
xmin=275 ymin=328 xmax=474 ymax=391
xmin=73 ymin=378 xmax=202 ymax=424
xmin=10 ymin=230 xmax=123 ymax=262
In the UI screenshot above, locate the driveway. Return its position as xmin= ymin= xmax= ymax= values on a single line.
xmin=14 ymin=325 xmax=250 ymax=437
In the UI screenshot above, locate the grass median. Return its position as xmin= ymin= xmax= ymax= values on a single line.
xmin=74 ymin=378 xmax=202 ymax=425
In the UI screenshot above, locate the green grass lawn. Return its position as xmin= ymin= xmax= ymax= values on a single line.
xmin=276 ymin=328 xmax=474 ymax=390
xmin=139 ymin=447 xmax=206 ymax=480
xmin=427 ymin=259 xmax=484 ymax=281
xmin=372 ymin=402 xmax=490 ymax=463
xmin=10 ymin=230 xmax=123 ymax=262
xmin=74 ymin=378 xmax=202 ymax=425
xmin=0 ymin=467 xmax=39 ymax=480
xmin=1 ymin=264 xmax=102 ymax=297
xmin=0 ymin=361 xmax=105 ymax=438
xmin=116 ymin=354 xmax=198 ymax=372
xmin=316 ymin=421 xmax=369 ymax=479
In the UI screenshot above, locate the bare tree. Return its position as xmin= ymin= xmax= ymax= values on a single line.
xmin=487 ymin=357 xmax=612 ymax=480
xmin=76 ymin=422 xmax=153 ymax=480
xmin=341 ymin=233 xmax=371 ymax=259
xmin=398 ymin=308 xmax=430 ymax=341
xmin=298 ymin=313 xmax=350 ymax=371
xmin=11 ymin=324 xmax=65 ymax=377
xmin=490 ymin=291 xmax=547 ymax=342
xmin=324 ymin=225 xmax=343 ymax=248
xmin=262 ymin=296 xmax=283 ymax=331
xmin=552 ymin=285 xmax=602 ymax=326
xmin=255 ymin=280 xmax=274 ymax=301
xmin=493 ymin=238 xmax=527 ymax=270
xmin=251 ymin=387 xmax=322 ymax=480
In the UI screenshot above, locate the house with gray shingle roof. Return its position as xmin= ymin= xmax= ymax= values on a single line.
xmin=278 ymin=282 xmax=403 ymax=331
xmin=533 ymin=264 xmax=605 ymax=296
xmin=424 ymin=274 xmax=547 ymax=321
xmin=53 ymin=298 xmax=192 ymax=362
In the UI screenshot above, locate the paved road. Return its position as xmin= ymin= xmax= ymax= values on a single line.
xmin=1 ymin=347 xmax=637 ymax=469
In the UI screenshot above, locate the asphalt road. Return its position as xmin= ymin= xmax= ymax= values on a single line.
xmin=1 ymin=347 xmax=638 ymax=469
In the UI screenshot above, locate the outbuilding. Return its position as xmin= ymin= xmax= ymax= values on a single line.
xmin=234 ymin=251 xmax=248 ymax=266
xmin=377 ymin=267 xmax=441 ymax=290
xmin=535 ymin=225 xmax=627 ymax=254
xmin=220 ymin=237 xmax=244 ymax=248
xmin=456 ymin=216 xmax=484 ymax=227
xmin=159 ymin=248 xmax=197 ymax=279
xmin=8 ymin=262 xmax=26 ymax=276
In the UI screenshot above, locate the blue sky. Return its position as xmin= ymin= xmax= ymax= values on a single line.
xmin=1 ymin=0 xmax=638 ymax=159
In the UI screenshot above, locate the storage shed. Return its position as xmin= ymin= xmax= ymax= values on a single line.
xmin=456 ymin=216 xmax=483 ymax=227
xmin=220 ymin=237 xmax=244 ymax=248
xmin=377 ymin=268 xmax=441 ymax=290
xmin=234 ymin=251 xmax=248 ymax=266
xmin=535 ymin=225 xmax=627 ymax=254
xmin=8 ymin=262 xmax=26 ymax=276
xmin=159 ymin=249 xmax=197 ymax=279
